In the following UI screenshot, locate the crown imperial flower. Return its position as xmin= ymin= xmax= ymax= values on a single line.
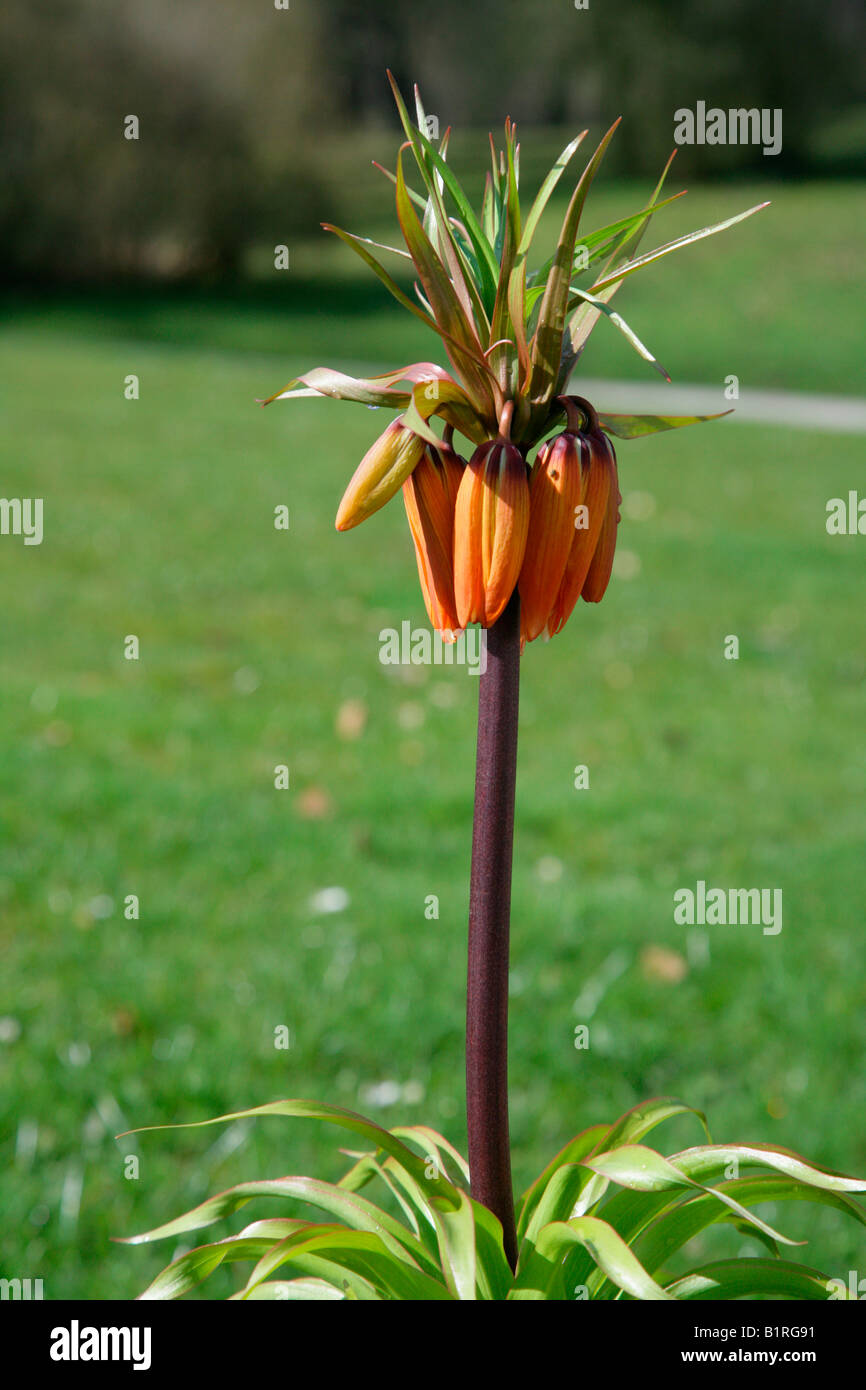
xmin=335 ymin=417 xmax=427 ymax=532
xmin=263 ymin=75 xmax=766 ymax=645
xmin=402 ymin=429 xmax=465 ymax=638
xmin=453 ymin=406 xmax=530 ymax=629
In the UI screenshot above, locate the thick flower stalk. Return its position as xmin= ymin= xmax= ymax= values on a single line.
xmin=261 ymin=75 xmax=767 ymax=1259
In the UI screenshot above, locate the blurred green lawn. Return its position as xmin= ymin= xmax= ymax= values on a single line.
xmin=1 ymin=179 xmax=865 ymax=1300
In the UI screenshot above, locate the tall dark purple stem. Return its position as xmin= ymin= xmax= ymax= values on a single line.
xmin=466 ymin=587 xmax=520 ymax=1270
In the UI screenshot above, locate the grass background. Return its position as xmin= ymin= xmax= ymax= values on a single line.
xmin=1 ymin=177 xmax=865 ymax=1299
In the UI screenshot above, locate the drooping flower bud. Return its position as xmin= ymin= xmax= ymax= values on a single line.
xmin=518 ymin=426 xmax=587 ymax=643
xmin=402 ymin=432 xmax=464 ymax=639
xmin=545 ymin=399 xmax=619 ymax=636
xmin=453 ymin=422 xmax=530 ymax=629
xmin=336 ymin=418 xmax=426 ymax=532
xmin=580 ymin=430 xmax=621 ymax=604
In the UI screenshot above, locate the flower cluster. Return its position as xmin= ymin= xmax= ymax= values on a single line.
xmin=336 ymin=394 xmax=620 ymax=644
xmin=263 ymin=76 xmax=764 ymax=647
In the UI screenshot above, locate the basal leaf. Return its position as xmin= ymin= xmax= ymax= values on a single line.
xmin=666 ymin=1258 xmax=844 ymax=1302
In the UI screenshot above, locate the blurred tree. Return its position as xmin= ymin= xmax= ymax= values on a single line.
xmin=1 ymin=0 xmax=863 ymax=284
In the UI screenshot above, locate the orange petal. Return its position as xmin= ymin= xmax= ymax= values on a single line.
xmin=336 ymin=420 xmax=427 ymax=531
xmin=454 ymin=439 xmax=529 ymax=628
xmin=546 ymin=433 xmax=610 ymax=636
xmin=453 ymin=443 xmax=491 ymax=628
xmin=581 ymin=433 xmax=620 ymax=603
xmin=518 ymin=431 xmax=584 ymax=642
xmin=402 ymin=442 xmax=463 ymax=635
xmin=481 ymin=441 xmax=530 ymax=625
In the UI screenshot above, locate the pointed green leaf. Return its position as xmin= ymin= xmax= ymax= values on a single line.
xmin=121 ymin=1097 xmax=463 ymax=1213
xmin=518 ymin=131 xmax=588 ymax=258
xmin=528 ymin=118 xmax=621 ymax=406
xmin=590 ymin=202 xmax=770 ymax=295
xmin=598 ymin=1096 xmax=711 ymax=1152
xmin=236 ymin=1278 xmax=347 ymax=1301
xmin=597 ymin=410 xmax=733 ymax=439
xmin=584 ymin=1145 xmax=800 ymax=1247
xmin=512 ymin=1215 xmax=674 ymax=1301
xmin=237 ymin=1224 xmax=454 ymax=1301
xmin=137 ymin=1220 xmax=311 ymax=1300
xmin=667 ymin=1258 xmax=845 ymax=1302
xmin=517 ymin=1123 xmax=611 ymax=1241
xmin=635 ymin=1175 xmax=866 ymax=1280
xmin=566 ymin=287 xmax=670 ymax=380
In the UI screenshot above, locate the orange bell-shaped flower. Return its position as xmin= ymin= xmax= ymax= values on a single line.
xmin=402 ymin=430 xmax=464 ymax=639
xmin=336 ymin=418 xmax=427 ymax=532
xmin=518 ymin=419 xmax=588 ymax=642
xmin=544 ymin=398 xmax=620 ymax=636
xmin=453 ymin=412 xmax=529 ymax=629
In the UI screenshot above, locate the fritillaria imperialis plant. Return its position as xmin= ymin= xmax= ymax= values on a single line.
xmin=122 ymin=79 xmax=866 ymax=1300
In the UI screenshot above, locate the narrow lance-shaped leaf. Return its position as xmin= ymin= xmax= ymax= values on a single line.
xmin=595 ymin=1095 xmax=711 ymax=1153
xmin=120 ymin=1097 xmax=464 ymax=1210
xmin=589 ymin=201 xmax=770 ymax=295
xmin=598 ymin=409 xmax=733 ymax=439
xmin=517 ymin=1123 xmax=612 ymax=1241
xmin=236 ymin=1224 xmax=454 ymax=1302
xmin=583 ymin=1145 xmax=801 ymax=1247
xmin=489 ymin=120 xmax=523 ymax=390
xmin=394 ymin=146 xmax=496 ymax=409
xmin=261 ymin=361 xmax=453 ymax=410
xmin=566 ymin=287 xmax=671 ymax=381
xmin=511 ymin=1215 xmax=674 ymax=1301
xmin=137 ymin=1221 xmax=313 ymax=1300
xmin=633 ymin=1175 xmax=866 ymax=1281
xmin=388 ymin=75 xmax=491 ymax=337
xmin=517 ymin=131 xmax=588 ymax=259
xmin=560 ymin=150 xmax=681 ymax=382
xmin=528 ymin=118 xmax=621 ymax=410
xmin=401 ymin=111 xmax=501 ymax=313
xmin=666 ymin=1258 xmax=846 ymax=1302
xmin=402 ymin=377 xmax=492 ymax=446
